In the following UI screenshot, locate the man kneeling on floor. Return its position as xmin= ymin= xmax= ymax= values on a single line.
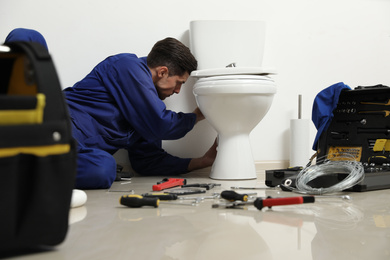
xmin=63 ymin=37 xmax=217 ymax=189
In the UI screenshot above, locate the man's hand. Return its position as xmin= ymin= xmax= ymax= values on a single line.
xmin=192 ymin=107 xmax=205 ymax=124
xmin=188 ymin=138 xmax=218 ymax=172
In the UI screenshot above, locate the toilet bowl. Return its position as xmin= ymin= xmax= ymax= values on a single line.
xmin=192 ymin=72 xmax=276 ymax=179
xmin=190 ymin=20 xmax=277 ymax=180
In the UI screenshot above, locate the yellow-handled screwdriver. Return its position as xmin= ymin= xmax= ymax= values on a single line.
xmin=120 ymin=195 xmax=159 ymax=208
xmin=221 ymin=190 xmax=249 ymax=202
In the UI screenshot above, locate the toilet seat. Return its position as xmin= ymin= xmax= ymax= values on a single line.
xmin=193 ymin=74 xmax=277 ymax=95
xmin=190 ymin=67 xmax=277 ymax=78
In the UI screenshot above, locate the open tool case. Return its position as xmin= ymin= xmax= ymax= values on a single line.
xmin=0 ymin=42 xmax=76 ymax=254
xmin=266 ymin=85 xmax=390 ymax=192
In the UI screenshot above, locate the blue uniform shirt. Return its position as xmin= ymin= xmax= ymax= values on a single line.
xmin=64 ymin=54 xmax=195 ymax=177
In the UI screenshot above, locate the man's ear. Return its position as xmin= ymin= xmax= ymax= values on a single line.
xmin=157 ymin=66 xmax=169 ymax=78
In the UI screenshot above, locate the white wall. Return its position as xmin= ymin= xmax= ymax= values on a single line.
xmin=2 ymin=0 xmax=390 ymax=166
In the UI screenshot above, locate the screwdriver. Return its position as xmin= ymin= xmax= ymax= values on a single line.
xmin=221 ymin=190 xmax=249 ymax=202
xmin=120 ymin=195 xmax=159 ymax=208
xmin=212 ymin=195 xmax=315 ymax=210
xmin=253 ymin=196 xmax=315 ymax=210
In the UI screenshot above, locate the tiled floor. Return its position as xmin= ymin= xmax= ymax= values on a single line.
xmin=4 ymin=170 xmax=390 ymax=260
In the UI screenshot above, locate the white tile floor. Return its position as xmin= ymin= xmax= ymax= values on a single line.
xmin=6 ymin=170 xmax=390 ymax=260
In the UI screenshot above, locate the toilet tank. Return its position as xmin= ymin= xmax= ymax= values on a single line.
xmin=189 ymin=20 xmax=266 ymax=70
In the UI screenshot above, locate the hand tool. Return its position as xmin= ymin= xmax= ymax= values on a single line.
xmin=165 ymin=188 xmax=206 ymax=195
xmin=120 ymin=195 xmax=159 ymax=208
xmin=220 ymin=190 xmax=249 ymax=202
xmin=231 ymin=186 xmax=269 ymax=190
xmin=254 ymin=196 xmax=315 ymax=210
xmin=358 ymin=110 xmax=390 ymax=117
xmin=357 ymin=128 xmax=390 ymax=134
xmin=314 ymin=195 xmax=351 ymax=200
xmin=141 ymin=193 xmax=178 ymax=200
xmin=162 ymin=201 xmax=199 ymax=206
xmin=120 ymin=194 xmax=198 ymax=207
xmin=212 ymin=195 xmax=315 ymax=210
xmin=361 ymin=99 xmax=390 ymax=106
xmin=336 ymin=118 xmax=366 ymax=125
xmin=178 ymin=193 xmax=220 ymax=203
xmin=142 ymin=193 xmax=217 ymax=204
xmin=181 ymin=183 xmax=221 ymax=190
xmin=152 ymin=178 xmax=186 ymax=191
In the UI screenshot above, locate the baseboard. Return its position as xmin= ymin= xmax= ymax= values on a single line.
xmin=255 ymin=160 xmax=289 ymax=172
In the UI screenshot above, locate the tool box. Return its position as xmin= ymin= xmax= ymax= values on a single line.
xmin=266 ymin=85 xmax=390 ymax=192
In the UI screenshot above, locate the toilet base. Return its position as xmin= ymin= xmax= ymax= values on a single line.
xmin=209 ymin=134 xmax=257 ymax=180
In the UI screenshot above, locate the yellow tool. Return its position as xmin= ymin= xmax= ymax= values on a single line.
xmin=361 ymin=99 xmax=390 ymax=106
xmin=359 ymin=110 xmax=390 ymax=117
xmin=221 ymin=190 xmax=249 ymax=202
xmin=373 ymin=139 xmax=388 ymax=152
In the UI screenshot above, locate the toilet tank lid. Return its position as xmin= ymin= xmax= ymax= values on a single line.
xmin=190 ymin=67 xmax=277 ymax=78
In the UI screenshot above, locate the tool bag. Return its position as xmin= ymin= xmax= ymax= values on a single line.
xmin=317 ymin=85 xmax=390 ymax=163
xmin=266 ymin=85 xmax=390 ymax=192
xmin=315 ymin=85 xmax=390 ymax=191
xmin=0 ymin=42 xmax=76 ymax=253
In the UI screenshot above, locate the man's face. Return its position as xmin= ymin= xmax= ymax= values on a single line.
xmin=155 ymin=71 xmax=189 ymax=100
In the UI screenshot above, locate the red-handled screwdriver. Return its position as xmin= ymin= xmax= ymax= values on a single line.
xmin=254 ymin=196 xmax=315 ymax=210
xmin=212 ymin=195 xmax=315 ymax=210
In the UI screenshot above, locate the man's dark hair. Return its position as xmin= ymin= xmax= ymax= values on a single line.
xmin=147 ymin=37 xmax=197 ymax=76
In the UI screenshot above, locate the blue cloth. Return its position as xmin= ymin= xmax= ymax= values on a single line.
xmin=5 ymin=28 xmax=48 ymax=51
xmin=64 ymin=54 xmax=196 ymax=188
xmin=312 ymin=82 xmax=351 ymax=150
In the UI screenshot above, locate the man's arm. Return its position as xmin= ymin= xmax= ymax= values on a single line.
xmin=188 ymin=108 xmax=217 ymax=171
xmin=192 ymin=107 xmax=205 ymax=124
xmin=187 ymin=139 xmax=217 ymax=171
xmin=128 ymin=138 xmax=191 ymax=176
xmin=127 ymin=137 xmax=217 ymax=176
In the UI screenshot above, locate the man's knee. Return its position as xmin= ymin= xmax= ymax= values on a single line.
xmin=75 ymin=150 xmax=116 ymax=189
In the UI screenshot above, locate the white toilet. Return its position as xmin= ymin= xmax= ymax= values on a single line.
xmin=190 ymin=20 xmax=277 ymax=180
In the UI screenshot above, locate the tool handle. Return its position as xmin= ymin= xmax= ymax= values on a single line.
xmin=142 ymin=193 xmax=178 ymax=200
xmin=221 ymin=190 xmax=248 ymax=202
xmin=153 ymin=178 xmax=186 ymax=191
xmin=120 ymin=195 xmax=159 ymax=208
xmin=254 ymin=196 xmax=315 ymax=210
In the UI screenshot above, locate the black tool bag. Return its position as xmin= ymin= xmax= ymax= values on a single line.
xmin=315 ymin=85 xmax=390 ymax=191
xmin=0 ymin=42 xmax=77 ymax=254
xmin=317 ymin=85 xmax=390 ymax=163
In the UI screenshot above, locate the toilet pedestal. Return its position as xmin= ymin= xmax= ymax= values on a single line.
xmin=210 ymin=134 xmax=257 ymax=180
